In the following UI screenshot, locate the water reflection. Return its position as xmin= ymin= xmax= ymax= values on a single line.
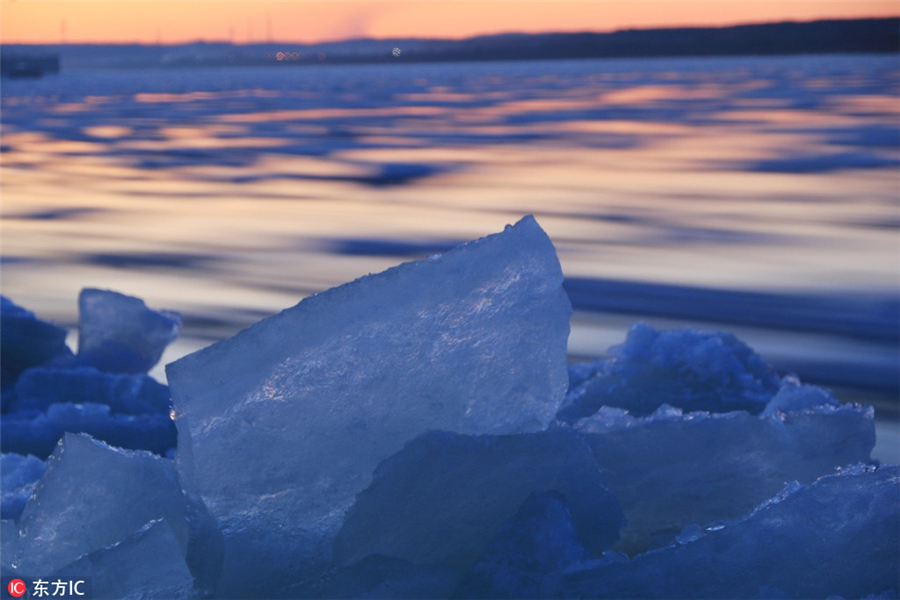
xmin=1 ymin=55 xmax=897 ymax=412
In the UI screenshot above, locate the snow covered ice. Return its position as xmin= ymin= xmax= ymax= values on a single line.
xmin=0 ymin=296 xmax=72 ymax=393
xmin=1 ymin=216 xmax=897 ymax=599
xmin=8 ymin=367 xmax=171 ymax=417
xmin=166 ymin=215 xmax=572 ymax=597
xmin=0 ymin=453 xmax=45 ymax=520
xmin=558 ymin=322 xmax=781 ymax=421
xmin=0 ymin=290 xmax=180 ymax=459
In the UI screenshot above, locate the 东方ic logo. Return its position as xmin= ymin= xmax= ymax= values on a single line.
xmin=7 ymin=580 xmax=26 ymax=598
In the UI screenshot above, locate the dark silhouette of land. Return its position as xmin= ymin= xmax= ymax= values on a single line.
xmin=1 ymin=17 xmax=897 ymax=70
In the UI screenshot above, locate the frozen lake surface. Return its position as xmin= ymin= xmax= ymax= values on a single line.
xmin=1 ymin=54 xmax=897 ymax=459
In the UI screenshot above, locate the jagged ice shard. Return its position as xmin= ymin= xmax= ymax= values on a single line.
xmin=4 ymin=433 xmax=222 ymax=594
xmin=54 ymin=519 xmax=198 ymax=600
xmin=576 ymin=393 xmax=875 ymax=554
xmin=558 ymin=465 xmax=900 ymax=600
xmin=76 ymin=288 xmax=182 ymax=374
xmin=332 ymin=430 xmax=623 ymax=573
xmin=166 ymin=216 xmax=572 ymax=598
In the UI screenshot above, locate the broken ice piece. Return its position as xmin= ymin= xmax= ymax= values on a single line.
xmin=53 ymin=519 xmax=198 ymax=600
xmin=167 ymin=216 xmax=572 ymax=597
xmin=8 ymin=433 xmax=220 ymax=591
xmin=333 ymin=430 xmax=622 ymax=573
xmin=577 ymin=399 xmax=874 ymax=555
xmin=0 ymin=402 xmax=177 ymax=459
xmin=0 ymin=453 xmax=46 ymax=520
xmin=761 ymin=377 xmax=840 ymax=417
xmin=9 ymin=367 xmax=171 ymax=416
xmin=559 ymin=465 xmax=900 ymax=600
xmin=1 ymin=519 xmax=19 ymax=575
xmin=558 ymin=322 xmax=780 ymax=421
xmin=0 ymin=296 xmax=73 ymax=388
xmin=76 ymin=288 xmax=181 ymax=374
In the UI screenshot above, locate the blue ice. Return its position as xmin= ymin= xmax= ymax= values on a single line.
xmin=0 ymin=219 xmax=895 ymax=599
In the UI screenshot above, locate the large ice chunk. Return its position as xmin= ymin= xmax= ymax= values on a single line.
xmin=0 ymin=453 xmax=46 ymax=520
xmin=7 ymin=433 xmax=221 ymax=592
xmin=576 ymin=386 xmax=875 ymax=554
xmin=333 ymin=430 xmax=622 ymax=572
xmin=0 ymin=296 xmax=72 ymax=390
xmin=558 ymin=322 xmax=780 ymax=421
xmin=558 ymin=465 xmax=900 ymax=599
xmin=167 ymin=216 xmax=571 ymax=597
xmin=76 ymin=288 xmax=181 ymax=374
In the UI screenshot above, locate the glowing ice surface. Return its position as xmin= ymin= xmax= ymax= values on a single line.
xmin=167 ymin=216 xmax=571 ymax=597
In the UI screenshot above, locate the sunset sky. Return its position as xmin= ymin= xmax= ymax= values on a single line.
xmin=2 ymin=1 xmax=898 ymax=45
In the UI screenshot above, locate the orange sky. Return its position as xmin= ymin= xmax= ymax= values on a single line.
xmin=2 ymin=1 xmax=898 ymax=45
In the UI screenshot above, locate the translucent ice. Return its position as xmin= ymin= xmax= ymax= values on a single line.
xmin=167 ymin=216 xmax=571 ymax=597
xmin=76 ymin=288 xmax=181 ymax=374
xmin=559 ymin=465 xmax=900 ymax=599
xmin=333 ymin=430 xmax=622 ymax=572
xmin=761 ymin=376 xmax=840 ymax=417
xmin=0 ymin=296 xmax=72 ymax=390
xmin=1 ymin=519 xmax=19 ymax=574
xmin=7 ymin=433 xmax=221 ymax=592
xmin=558 ymin=322 xmax=780 ymax=421
xmin=54 ymin=519 xmax=198 ymax=600
xmin=0 ymin=453 xmax=46 ymax=520
xmin=576 ymin=390 xmax=875 ymax=554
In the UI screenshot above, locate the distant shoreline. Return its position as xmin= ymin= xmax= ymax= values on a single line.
xmin=2 ymin=17 xmax=897 ymax=70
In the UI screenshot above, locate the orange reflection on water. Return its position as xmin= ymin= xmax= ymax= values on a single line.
xmin=1 ymin=56 xmax=897 ymax=390
xmin=83 ymin=126 xmax=134 ymax=139
xmin=599 ymin=84 xmax=725 ymax=104
xmin=218 ymin=106 xmax=447 ymax=123
xmin=119 ymin=137 xmax=290 ymax=151
xmin=829 ymin=94 xmax=900 ymax=115
xmin=134 ymin=89 xmax=282 ymax=103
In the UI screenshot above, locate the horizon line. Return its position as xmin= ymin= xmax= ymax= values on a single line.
xmin=3 ymin=14 xmax=898 ymax=47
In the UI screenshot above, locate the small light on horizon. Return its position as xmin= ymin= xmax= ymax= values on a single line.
xmin=276 ymin=51 xmax=284 ymax=61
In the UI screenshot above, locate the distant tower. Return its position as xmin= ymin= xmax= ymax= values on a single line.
xmin=229 ymin=26 xmax=235 ymax=43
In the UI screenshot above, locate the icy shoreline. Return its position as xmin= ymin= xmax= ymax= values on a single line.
xmin=2 ymin=216 xmax=897 ymax=599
